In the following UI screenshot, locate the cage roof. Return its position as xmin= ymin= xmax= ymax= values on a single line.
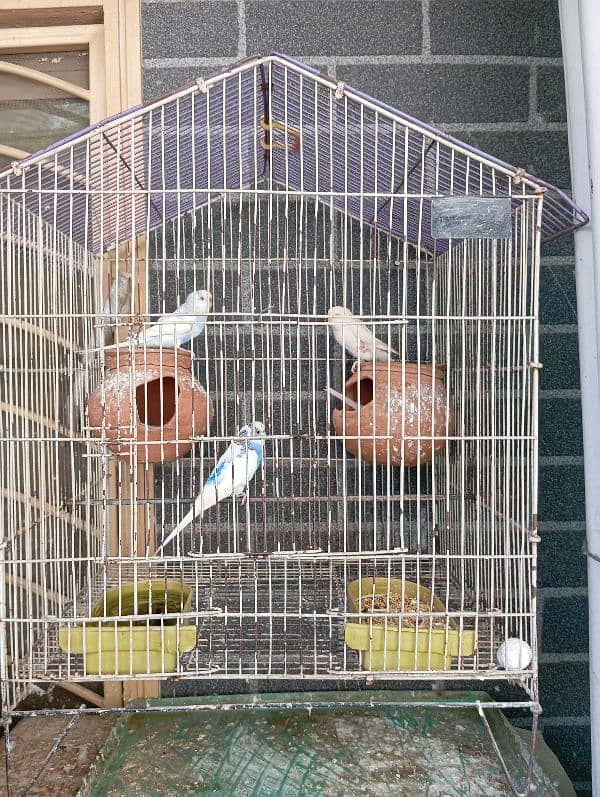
xmin=0 ymin=53 xmax=588 ymax=255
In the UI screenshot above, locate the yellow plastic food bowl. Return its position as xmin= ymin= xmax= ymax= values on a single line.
xmin=344 ymin=577 xmax=476 ymax=671
xmin=58 ymin=580 xmax=197 ymax=675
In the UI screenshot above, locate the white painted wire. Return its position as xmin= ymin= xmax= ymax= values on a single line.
xmin=0 ymin=60 xmax=540 ymax=708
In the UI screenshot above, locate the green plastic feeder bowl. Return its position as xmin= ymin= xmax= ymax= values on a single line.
xmin=58 ymin=580 xmax=197 ymax=675
xmin=344 ymin=577 xmax=476 ymax=671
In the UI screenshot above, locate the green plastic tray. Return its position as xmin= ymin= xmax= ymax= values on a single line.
xmin=80 ymin=691 xmax=573 ymax=796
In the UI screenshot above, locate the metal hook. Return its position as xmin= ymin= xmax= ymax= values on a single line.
xmin=260 ymin=119 xmax=301 ymax=152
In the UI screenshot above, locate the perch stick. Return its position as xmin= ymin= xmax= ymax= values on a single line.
xmin=326 ymin=387 xmax=359 ymax=410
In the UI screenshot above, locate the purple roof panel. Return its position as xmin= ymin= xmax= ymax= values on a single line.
xmin=265 ymin=58 xmax=530 ymax=252
xmin=0 ymin=53 xmax=587 ymax=255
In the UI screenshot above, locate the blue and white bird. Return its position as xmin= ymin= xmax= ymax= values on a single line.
xmin=135 ymin=289 xmax=211 ymax=349
xmin=156 ymin=421 xmax=266 ymax=554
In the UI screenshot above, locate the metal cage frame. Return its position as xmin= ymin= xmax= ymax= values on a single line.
xmin=0 ymin=54 xmax=588 ymax=727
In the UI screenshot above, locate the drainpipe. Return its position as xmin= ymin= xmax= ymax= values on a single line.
xmin=559 ymin=1 xmax=600 ymax=792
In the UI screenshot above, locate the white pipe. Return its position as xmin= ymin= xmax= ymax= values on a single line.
xmin=559 ymin=2 xmax=600 ymax=792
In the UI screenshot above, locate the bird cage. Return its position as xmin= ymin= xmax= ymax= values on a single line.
xmin=0 ymin=53 xmax=587 ymax=725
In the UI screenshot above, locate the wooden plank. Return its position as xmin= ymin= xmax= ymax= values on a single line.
xmin=121 ymin=236 xmax=159 ymax=704
xmin=58 ymin=681 xmax=105 ymax=708
xmin=5 ymin=573 xmax=68 ymax=606
xmin=130 ymin=238 xmax=156 ymax=561
xmin=0 ymin=402 xmax=72 ymax=438
xmin=0 ymin=7 xmax=103 ymax=27
xmin=123 ymin=678 xmax=160 ymax=701
xmin=100 ymin=252 xmax=122 ymax=572
xmin=88 ymin=26 xmax=107 ymax=124
xmin=0 ymin=488 xmax=99 ymax=537
xmin=0 ymin=0 xmax=104 ymax=7
xmin=0 ymin=144 xmax=28 ymax=159
xmin=102 ymin=681 xmax=123 ymax=708
xmin=0 ymin=0 xmax=104 ymax=29
xmin=0 ymin=23 xmax=102 ymax=53
xmin=119 ymin=0 xmax=142 ymax=109
xmin=101 ymin=0 xmax=142 ymax=113
xmin=102 ymin=241 xmax=159 ymax=704
xmin=100 ymin=0 xmax=122 ymax=115
xmin=2 ymin=317 xmax=82 ymax=354
xmin=87 ymin=22 xmax=106 ymax=121
xmin=90 ymin=0 xmax=139 ymax=692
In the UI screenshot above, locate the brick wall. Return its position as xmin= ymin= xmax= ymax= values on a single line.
xmin=141 ymin=1 xmax=590 ymax=792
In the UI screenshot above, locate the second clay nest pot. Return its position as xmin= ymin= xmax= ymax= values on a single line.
xmin=331 ymin=362 xmax=454 ymax=467
xmin=88 ymin=346 xmax=213 ymax=463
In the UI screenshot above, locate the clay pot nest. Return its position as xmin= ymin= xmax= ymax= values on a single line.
xmin=331 ymin=361 xmax=454 ymax=467
xmin=87 ymin=346 xmax=213 ymax=463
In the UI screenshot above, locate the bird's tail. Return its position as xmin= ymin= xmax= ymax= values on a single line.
xmin=155 ymin=485 xmax=217 ymax=555
xmin=71 ymin=350 xmax=95 ymax=430
xmin=373 ymin=338 xmax=399 ymax=358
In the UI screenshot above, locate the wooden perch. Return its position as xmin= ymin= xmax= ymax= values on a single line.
xmin=326 ymin=386 xmax=359 ymax=410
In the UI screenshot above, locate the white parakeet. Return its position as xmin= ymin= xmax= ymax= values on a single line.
xmin=327 ymin=306 xmax=398 ymax=366
xmin=97 ymin=272 xmax=132 ymax=347
xmin=135 ymin=289 xmax=212 ymax=349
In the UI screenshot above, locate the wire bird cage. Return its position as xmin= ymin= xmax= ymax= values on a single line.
xmin=0 ymin=54 xmax=587 ymax=722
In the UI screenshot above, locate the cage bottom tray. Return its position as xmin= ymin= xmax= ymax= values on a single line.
xmin=80 ymin=691 xmax=572 ymax=796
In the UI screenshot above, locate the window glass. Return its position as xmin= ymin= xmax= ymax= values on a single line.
xmin=0 ymin=49 xmax=90 ymax=169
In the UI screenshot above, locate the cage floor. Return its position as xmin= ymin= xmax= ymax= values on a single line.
xmin=19 ymin=559 xmax=503 ymax=682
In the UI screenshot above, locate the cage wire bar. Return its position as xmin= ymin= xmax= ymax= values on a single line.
xmin=0 ymin=54 xmax=587 ymax=723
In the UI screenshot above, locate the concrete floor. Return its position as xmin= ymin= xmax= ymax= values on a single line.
xmin=0 ymin=713 xmax=114 ymax=796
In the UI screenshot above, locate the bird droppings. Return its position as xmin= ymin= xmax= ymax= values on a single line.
xmin=102 ymin=369 xmax=197 ymax=406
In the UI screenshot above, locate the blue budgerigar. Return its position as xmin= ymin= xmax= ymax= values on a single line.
xmin=156 ymin=421 xmax=266 ymax=554
xmin=135 ymin=289 xmax=212 ymax=349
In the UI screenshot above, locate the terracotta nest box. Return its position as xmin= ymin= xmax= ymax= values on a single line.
xmin=331 ymin=362 xmax=454 ymax=467
xmin=87 ymin=347 xmax=213 ymax=463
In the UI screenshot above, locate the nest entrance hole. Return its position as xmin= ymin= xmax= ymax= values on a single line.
xmin=136 ymin=377 xmax=178 ymax=426
xmin=347 ymin=377 xmax=374 ymax=407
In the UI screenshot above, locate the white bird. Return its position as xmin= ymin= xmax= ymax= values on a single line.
xmin=101 ymin=272 xmax=132 ymax=347
xmin=135 ymin=289 xmax=212 ymax=349
xmin=156 ymin=421 xmax=266 ymax=554
xmin=73 ymin=273 xmax=133 ymax=427
xmin=327 ymin=306 xmax=399 ymax=367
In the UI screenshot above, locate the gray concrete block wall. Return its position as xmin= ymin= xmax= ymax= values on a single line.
xmin=245 ymin=1 xmax=423 ymax=55
xmin=141 ymin=1 xmax=589 ymax=791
